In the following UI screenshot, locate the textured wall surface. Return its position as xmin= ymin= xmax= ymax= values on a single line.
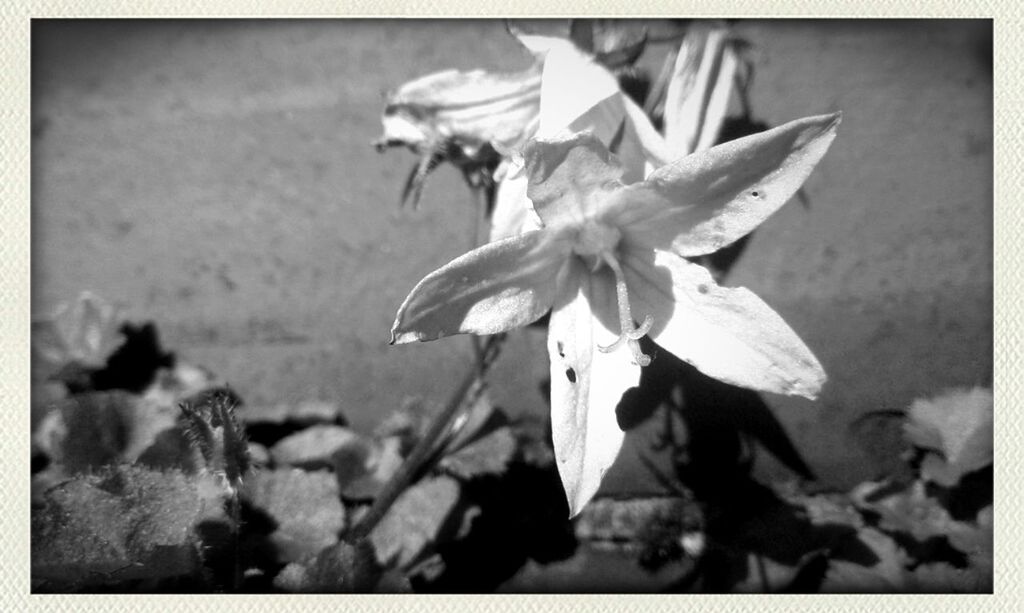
xmin=32 ymin=19 xmax=992 ymax=490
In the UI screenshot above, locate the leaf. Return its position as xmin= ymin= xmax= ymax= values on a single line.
xmin=904 ymin=387 xmax=993 ymax=480
xmin=241 ymin=469 xmax=346 ymax=564
xmin=33 ymin=391 xmax=178 ymax=475
xmin=369 ymin=476 xmax=460 ymax=568
xmin=821 ymin=528 xmax=909 ymax=592
xmin=32 ymin=465 xmax=203 ymax=590
xmin=32 ymin=291 xmax=126 ymax=377
xmin=239 ymin=399 xmax=343 ymax=427
xmin=908 ymin=562 xmax=992 ymax=593
xmin=269 ymin=425 xmax=364 ymax=470
xmin=335 ymin=436 xmax=404 ymax=501
xmin=273 ymin=540 xmax=383 ymax=593
xmin=439 ymin=426 xmax=517 ymax=480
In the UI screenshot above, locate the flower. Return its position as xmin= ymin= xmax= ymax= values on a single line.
xmin=374 ymin=64 xmax=541 ymax=208
xmin=391 ymin=111 xmax=840 ymax=516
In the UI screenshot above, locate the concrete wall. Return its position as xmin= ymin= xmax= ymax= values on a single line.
xmin=32 ymin=20 xmax=992 ymax=490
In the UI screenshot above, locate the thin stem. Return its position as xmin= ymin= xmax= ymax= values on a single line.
xmin=228 ymin=490 xmax=242 ymax=590
xmin=346 ymin=334 xmax=507 ymax=543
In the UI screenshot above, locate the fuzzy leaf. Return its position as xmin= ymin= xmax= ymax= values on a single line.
xmin=31 ymin=465 xmax=203 ymax=590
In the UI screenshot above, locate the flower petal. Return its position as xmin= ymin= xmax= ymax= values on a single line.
xmin=611 ymin=112 xmax=841 ymax=257
xmin=621 ymin=246 xmax=826 ymax=399
xmin=379 ymin=66 xmax=541 ymax=155
xmin=547 ymin=258 xmax=641 ymax=517
xmin=524 ymin=33 xmax=621 ymax=139
xmin=523 ymin=131 xmax=626 ymax=229
xmin=390 ymin=230 xmax=570 ymax=344
xmin=663 ymin=23 xmax=738 ymax=157
xmin=488 ymin=160 xmax=541 ymax=242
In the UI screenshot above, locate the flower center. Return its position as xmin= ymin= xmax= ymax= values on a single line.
xmin=597 ymin=253 xmax=653 ymax=367
xmin=570 ymin=220 xmax=653 ymax=367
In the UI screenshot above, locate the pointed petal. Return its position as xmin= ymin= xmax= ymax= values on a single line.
xmin=621 ymin=246 xmax=826 ymax=399
xmin=610 ymin=113 xmax=842 ymax=257
xmin=547 ymin=259 xmax=641 ymax=517
xmin=391 ymin=230 xmax=570 ymax=344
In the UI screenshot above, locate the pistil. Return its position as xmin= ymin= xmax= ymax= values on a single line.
xmin=598 ymin=252 xmax=653 ymax=366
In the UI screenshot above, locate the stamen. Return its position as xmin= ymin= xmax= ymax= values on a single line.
xmin=598 ymin=252 xmax=653 ymax=366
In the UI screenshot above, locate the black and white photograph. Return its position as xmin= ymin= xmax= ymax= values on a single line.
xmin=26 ymin=18 xmax=993 ymax=594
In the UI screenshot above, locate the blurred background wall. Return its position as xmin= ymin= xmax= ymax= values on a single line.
xmin=31 ymin=19 xmax=992 ymax=490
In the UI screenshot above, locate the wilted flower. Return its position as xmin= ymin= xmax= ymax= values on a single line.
xmin=374 ymin=21 xmax=663 ymax=211
xmin=374 ymin=64 xmax=541 ymax=208
xmin=390 ymin=112 xmax=840 ymax=515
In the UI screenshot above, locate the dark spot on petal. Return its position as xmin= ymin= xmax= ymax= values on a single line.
xmin=751 ymin=190 xmax=759 ymax=198
xmin=697 ymin=284 xmax=709 ymax=294
xmin=565 ymin=368 xmax=577 ymax=383
xmin=556 ymin=341 xmax=565 ymax=358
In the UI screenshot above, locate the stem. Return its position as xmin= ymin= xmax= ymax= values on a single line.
xmin=227 ymin=490 xmax=242 ymax=590
xmin=346 ymin=334 xmax=507 ymax=543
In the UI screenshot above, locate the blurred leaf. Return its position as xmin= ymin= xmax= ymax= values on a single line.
xmin=575 ymin=496 xmax=692 ymax=543
xmin=437 ymin=388 xmax=498 ymax=456
xmin=905 ymin=562 xmax=991 ymax=593
xmin=851 ymin=480 xmax=957 ymax=543
xmin=733 ymin=553 xmax=804 ymax=593
xmin=370 ymin=476 xmax=460 ymax=568
xmin=440 ymin=426 xmax=517 ymax=480
xmin=335 ymin=436 xmax=404 ymax=501
xmin=240 ymin=399 xmax=343 ymax=427
xmin=270 ymin=425 xmax=364 ymax=470
xmin=241 ymin=469 xmax=346 ymax=564
xmin=822 ymin=528 xmax=908 ymax=592
xmin=33 ymin=391 xmax=178 ymax=475
xmin=273 ymin=540 xmax=383 ymax=593
xmin=375 ymin=397 xmax=430 ymax=456
xmin=140 ymin=361 xmax=225 ymax=413
xmin=904 ymin=387 xmax=993 ymax=480
xmin=32 ymin=465 xmax=203 ymax=591
xmin=32 ymin=291 xmax=126 ymax=379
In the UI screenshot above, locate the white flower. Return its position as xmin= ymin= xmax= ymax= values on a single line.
xmin=391 ymin=112 xmax=840 ymax=515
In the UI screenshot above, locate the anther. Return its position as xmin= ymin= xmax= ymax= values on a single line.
xmin=597 ymin=252 xmax=654 ymax=366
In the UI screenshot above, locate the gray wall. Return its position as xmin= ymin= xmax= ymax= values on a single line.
xmin=32 ymin=20 xmax=992 ymax=490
